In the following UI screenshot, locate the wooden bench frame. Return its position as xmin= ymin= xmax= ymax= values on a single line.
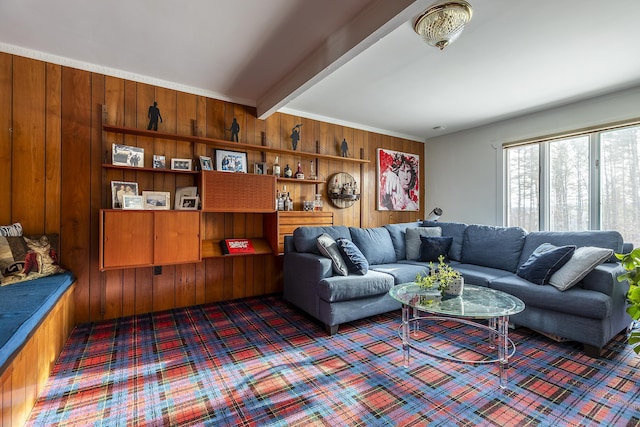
xmin=0 ymin=282 xmax=76 ymax=426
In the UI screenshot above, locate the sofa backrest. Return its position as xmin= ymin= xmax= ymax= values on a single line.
xmin=518 ymin=230 xmax=624 ymax=266
xmin=421 ymin=220 xmax=468 ymax=261
xmin=292 ymin=225 xmax=351 ymax=254
xmin=383 ymin=221 xmax=422 ymax=260
xmin=349 ymin=226 xmax=397 ymax=264
xmin=461 ymin=224 xmax=527 ymax=272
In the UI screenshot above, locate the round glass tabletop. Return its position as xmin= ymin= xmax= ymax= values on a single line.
xmin=389 ymin=283 xmax=525 ymax=319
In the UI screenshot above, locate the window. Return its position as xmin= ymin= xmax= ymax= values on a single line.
xmin=505 ymin=122 xmax=640 ymax=247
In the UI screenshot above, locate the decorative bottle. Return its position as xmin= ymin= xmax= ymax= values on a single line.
xmin=309 ymin=160 xmax=317 ymax=180
xmin=295 ymin=162 xmax=304 ymax=179
xmin=273 ymin=156 xmax=280 ymax=177
xmin=284 ymin=164 xmax=292 ymax=178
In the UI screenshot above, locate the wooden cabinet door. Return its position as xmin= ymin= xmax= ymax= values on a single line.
xmin=154 ymin=211 xmax=201 ymax=265
xmin=101 ymin=210 xmax=154 ymax=269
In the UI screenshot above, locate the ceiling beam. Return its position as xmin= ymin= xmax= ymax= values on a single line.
xmin=256 ymin=0 xmax=432 ymax=119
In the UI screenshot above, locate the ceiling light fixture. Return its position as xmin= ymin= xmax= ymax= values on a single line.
xmin=413 ymin=1 xmax=473 ymax=50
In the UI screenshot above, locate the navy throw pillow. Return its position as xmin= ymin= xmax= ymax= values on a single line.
xmin=517 ymin=243 xmax=576 ymax=285
xmin=418 ymin=236 xmax=454 ymax=262
xmin=336 ymin=238 xmax=369 ymax=275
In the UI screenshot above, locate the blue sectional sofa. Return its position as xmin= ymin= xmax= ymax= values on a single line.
xmin=283 ymin=221 xmax=632 ymax=357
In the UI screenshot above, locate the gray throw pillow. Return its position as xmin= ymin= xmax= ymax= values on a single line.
xmin=317 ymin=233 xmax=348 ymax=276
xmin=548 ymin=246 xmax=614 ymax=291
xmin=405 ymin=227 xmax=441 ymax=260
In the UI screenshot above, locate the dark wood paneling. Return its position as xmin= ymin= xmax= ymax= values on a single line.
xmin=2 ymin=52 xmax=424 ymax=323
xmin=0 ymin=53 xmax=11 ymax=225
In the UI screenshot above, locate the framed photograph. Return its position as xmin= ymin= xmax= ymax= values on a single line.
xmin=153 ymin=155 xmax=166 ymax=169
xmin=111 ymin=181 xmax=139 ymax=209
xmin=377 ymin=148 xmax=420 ymax=211
xmin=174 ymin=186 xmax=198 ymax=210
xmin=179 ymin=195 xmax=199 ymax=210
xmin=215 ymin=149 xmax=247 ymax=173
xmin=122 ymin=195 xmax=144 ymax=210
xmin=199 ymin=156 xmax=213 ymax=171
xmin=254 ymin=162 xmax=267 ymax=175
xmin=112 ymin=144 xmax=144 ymax=167
xmin=171 ymin=158 xmax=192 ymax=171
xmin=142 ymin=191 xmax=170 ymax=210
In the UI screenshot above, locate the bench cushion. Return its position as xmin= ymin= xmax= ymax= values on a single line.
xmin=0 ymin=271 xmax=75 ymax=369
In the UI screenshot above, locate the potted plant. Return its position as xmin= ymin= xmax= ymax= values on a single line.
xmin=616 ymin=248 xmax=640 ymax=354
xmin=415 ymin=255 xmax=464 ymax=298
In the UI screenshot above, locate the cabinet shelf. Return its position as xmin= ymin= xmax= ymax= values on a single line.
xmin=102 ymin=164 xmax=199 ymax=174
xmin=103 ymin=124 xmax=370 ymax=164
xmin=277 ymin=177 xmax=326 ymax=184
xmin=202 ymin=238 xmax=272 ymax=258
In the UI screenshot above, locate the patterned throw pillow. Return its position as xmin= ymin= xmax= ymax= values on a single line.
xmin=0 ymin=222 xmax=23 ymax=237
xmin=0 ymin=234 xmax=64 ymax=285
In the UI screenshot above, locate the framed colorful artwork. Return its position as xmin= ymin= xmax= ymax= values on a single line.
xmin=376 ymin=148 xmax=420 ymax=211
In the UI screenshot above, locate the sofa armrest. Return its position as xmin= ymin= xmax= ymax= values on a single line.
xmin=283 ymin=252 xmax=333 ymax=317
xmin=581 ymin=263 xmax=628 ymax=297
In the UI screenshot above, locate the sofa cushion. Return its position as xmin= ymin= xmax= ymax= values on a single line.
xmin=421 ymin=221 xmax=468 ymax=261
xmin=453 ymin=263 xmax=513 ymax=287
xmin=516 ymin=243 xmax=576 ymax=285
xmin=349 ymin=227 xmax=397 ymax=264
xmin=405 ymin=227 xmax=441 ymax=261
xmin=383 ymin=221 xmax=421 ymax=261
xmin=336 ymin=238 xmax=369 ymax=275
xmin=293 ymin=226 xmax=351 ymax=254
xmin=461 ymin=224 xmax=527 ymax=273
xmin=316 ymin=233 xmax=348 ymax=276
xmin=371 ymin=262 xmax=429 ymax=285
xmin=518 ymin=230 xmax=623 ymax=266
xmin=489 ymin=274 xmax=611 ymax=320
xmin=318 ymin=270 xmax=394 ymax=302
xmin=548 ymin=246 xmax=614 ymax=291
xmin=418 ymin=236 xmax=453 ymax=262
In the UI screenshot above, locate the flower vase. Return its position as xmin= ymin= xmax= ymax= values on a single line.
xmin=443 ymin=277 xmax=464 ymax=298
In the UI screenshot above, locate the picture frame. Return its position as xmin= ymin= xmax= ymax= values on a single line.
xmin=142 ymin=191 xmax=171 ymax=210
xmin=254 ymin=162 xmax=267 ymax=175
xmin=179 ymin=195 xmax=199 ymax=210
xmin=199 ymin=156 xmax=213 ymax=171
xmin=174 ymin=186 xmax=198 ymax=210
xmin=171 ymin=158 xmax=192 ymax=171
xmin=112 ymin=144 xmax=144 ymax=167
xmin=153 ymin=155 xmax=166 ymax=169
xmin=111 ymin=181 xmax=139 ymax=209
xmin=215 ymin=149 xmax=247 ymax=173
xmin=122 ymin=195 xmax=144 ymax=210
xmin=376 ymin=148 xmax=420 ymax=211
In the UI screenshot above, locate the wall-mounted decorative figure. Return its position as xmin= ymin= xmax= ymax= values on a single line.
xmin=147 ymin=101 xmax=163 ymax=131
xmin=341 ymin=138 xmax=349 ymax=157
xmin=291 ymin=124 xmax=302 ymax=150
xmin=229 ymin=118 xmax=240 ymax=142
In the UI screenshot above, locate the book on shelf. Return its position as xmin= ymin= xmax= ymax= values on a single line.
xmin=220 ymin=238 xmax=255 ymax=255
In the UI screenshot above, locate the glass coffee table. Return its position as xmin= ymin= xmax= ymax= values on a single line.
xmin=389 ymin=282 xmax=525 ymax=389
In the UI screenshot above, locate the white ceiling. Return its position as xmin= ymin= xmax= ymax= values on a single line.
xmin=1 ymin=0 xmax=640 ymax=141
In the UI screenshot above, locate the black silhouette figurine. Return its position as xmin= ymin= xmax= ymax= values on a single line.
xmin=147 ymin=101 xmax=163 ymax=131
xmin=341 ymin=138 xmax=349 ymax=157
xmin=229 ymin=118 xmax=240 ymax=142
xmin=290 ymin=124 xmax=302 ymax=150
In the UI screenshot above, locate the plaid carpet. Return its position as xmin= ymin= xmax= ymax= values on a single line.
xmin=28 ymin=295 xmax=640 ymax=426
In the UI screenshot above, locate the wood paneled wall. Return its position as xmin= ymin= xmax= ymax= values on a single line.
xmin=0 ymin=52 xmax=424 ymax=323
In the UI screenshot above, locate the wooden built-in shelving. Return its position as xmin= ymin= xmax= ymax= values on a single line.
xmin=102 ymin=164 xmax=199 ymax=174
xmin=103 ymin=124 xmax=370 ymax=164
